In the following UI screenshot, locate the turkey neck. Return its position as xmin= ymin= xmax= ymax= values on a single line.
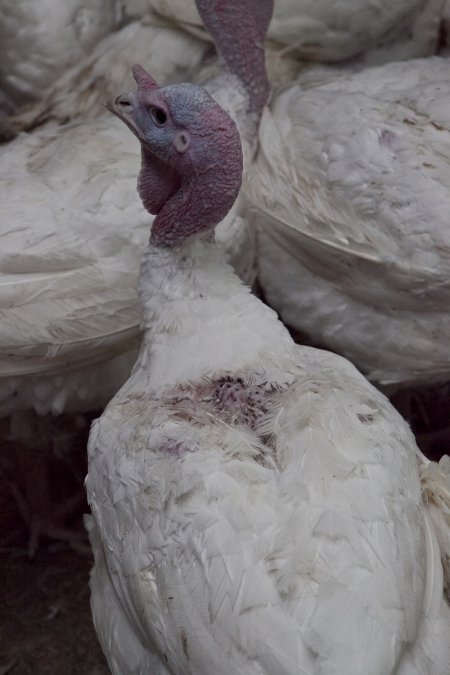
xmin=204 ymin=70 xmax=260 ymax=164
xmin=130 ymin=238 xmax=297 ymax=392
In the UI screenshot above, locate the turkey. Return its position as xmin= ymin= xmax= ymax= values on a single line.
xmin=185 ymin=1 xmax=450 ymax=462
xmin=7 ymin=13 xmax=210 ymax=134
xmin=142 ymin=0 xmax=444 ymax=64
xmin=0 ymin=16 xmax=208 ymax=554
xmin=87 ymin=65 xmax=450 ymax=675
xmin=0 ymin=0 xmax=122 ymax=114
xmin=0 ymin=0 xmax=273 ymax=420
xmin=4 ymin=0 xmax=276 ymax=284
xmin=244 ymin=55 xmax=450 ymax=392
xmin=0 ymin=0 xmax=275 ymax=553
xmin=186 ymin=0 xmax=450 ymax=395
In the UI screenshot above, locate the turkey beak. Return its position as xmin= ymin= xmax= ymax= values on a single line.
xmin=105 ymin=92 xmax=140 ymax=137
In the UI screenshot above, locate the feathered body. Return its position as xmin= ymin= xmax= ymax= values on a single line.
xmin=0 ymin=0 xmax=122 ymax=113
xmin=144 ymin=0 xmax=443 ymax=63
xmin=87 ymin=64 xmax=450 ymax=674
xmin=10 ymin=18 xmax=208 ymax=131
xmin=0 ymin=22 xmax=210 ymax=417
xmin=0 ymin=117 xmax=146 ymax=416
xmin=247 ymin=56 xmax=450 ymax=388
xmin=87 ymin=239 xmax=450 ymax=675
xmin=0 ymin=0 xmax=279 ymax=420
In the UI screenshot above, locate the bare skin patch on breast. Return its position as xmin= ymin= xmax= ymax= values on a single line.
xmin=164 ymin=377 xmax=274 ymax=433
xmin=122 ymin=377 xmax=281 ymax=462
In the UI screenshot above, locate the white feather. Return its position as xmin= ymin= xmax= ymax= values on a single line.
xmin=142 ymin=0 xmax=443 ymax=64
xmin=10 ymin=18 xmax=209 ymax=131
xmin=0 ymin=0 xmax=122 ymax=112
xmin=87 ymin=238 xmax=450 ymax=674
xmin=247 ymin=56 xmax=450 ymax=387
xmin=420 ymin=455 xmax=450 ymax=598
xmin=0 ymin=20 xmax=207 ymax=417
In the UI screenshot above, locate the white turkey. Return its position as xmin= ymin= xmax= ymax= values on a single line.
xmin=142 ymin=0 xmax=444 ymax=64
xmin=0 ymin=0 xmax=278 ymax=553
xmin=183 ymin=0 xmax=450 ymax=395
xmin=0 ymin=16 xmax=209 ymax=554
xmin=184 ymin=0 xmax=450 ymax=461
xmin=0 ymin=0 xmax=122 ymax=114
xmin=0 ymin=0 xmax=274 ymax=420
xmin=87 ymin=64 xmax=450 ymax=675
xmin=6 ymin=1 xmax=275 ymax=285
xmin=244 ymin=55 xmax=450 ymax=393
xmin=7 ymin=13 xmax=211 ymax=133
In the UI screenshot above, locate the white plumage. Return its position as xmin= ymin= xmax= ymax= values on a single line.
xmin=0 ymin=0 xmax=122 ymax=113
xmin=1 ymin=0 xmax=286 ymax=422
xmin=10 ymin=16 xmax=210 ymax=131
xmin=87 ymin=239 xmax=450 ymax=675
xmin=420 ymin=454 xmax=450 ymax=595
xmin=0 ymin=22 xmax=208 ymax=418
xmin=143 ymin=0 xmax=443 ymax=63
xmin=247 ymin=56 xmax=450 ymax=388
xmin=0 ymin=117 xmax=145 ymax=415
xmin=0 ymin=17 xmax=212 ymax=551
xmin=86 ymin=71 xmax=450 ymax=674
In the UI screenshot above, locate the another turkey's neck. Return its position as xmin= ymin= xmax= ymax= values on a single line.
xmin=132 ymin=238 xmax=297 ymax=392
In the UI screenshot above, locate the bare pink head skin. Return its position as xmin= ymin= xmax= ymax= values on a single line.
xmin=195 ymin=0 xmax=274 ymax=115
xmin=106 ymin=65 xmax=243 ymax=247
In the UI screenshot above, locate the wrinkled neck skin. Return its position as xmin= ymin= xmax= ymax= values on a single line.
xmin=127 ymin=238 xmax=298 ymax=393
xmin=201 ymin=69 xmax=259 ymax=166
xmin=196 ymin=0 xmax=272 ymax=117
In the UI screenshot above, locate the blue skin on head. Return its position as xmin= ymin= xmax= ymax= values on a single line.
xmin=109 ymin=71 xmax=243 ymax=247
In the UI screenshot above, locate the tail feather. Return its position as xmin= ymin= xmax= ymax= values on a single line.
xmin=420 ymin=455 xmax=450 ymax=598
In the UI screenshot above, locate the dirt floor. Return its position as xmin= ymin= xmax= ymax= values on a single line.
xmin=0 ymin=414 xmax=109 ymax=675
xmin=0 ymin=546 xmax=109 ymax=675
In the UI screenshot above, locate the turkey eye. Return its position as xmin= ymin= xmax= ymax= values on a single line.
xmin=150 ymin=107 xmax=167 ymax=126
